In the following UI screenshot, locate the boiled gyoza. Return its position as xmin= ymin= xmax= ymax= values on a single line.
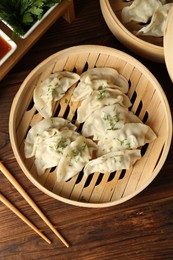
xmin=137 ymin=4 xmax=172 ymax=37
xmin=24 ymin=117 xmax=76 ymax=158
xmin=56 ymin=136 xmax=97 ymax=182
xmin=82 ymin=104 xmax=141 ymax=140
xmin=79 ymin=68 xmax=129 ymax=92
xmin=97 ymin=122 xmax=157 ymax=156
xmin=84 ymin=150 xmax=141 ymax=176
xmin=33 ymin=129 xmax=80 ymax=176
xmin=24 ymin=117 xmax=97 ymax=181
xmin=72 ymin=67 xmax=129 ymax=101
xmin=24 ymin=118 xmax=78 ymax=176
xmin=77 ymin=88 xmax=132 ymax=123
xmin=121 ymin=0 xmax=165 ymax=24
xmin=33 ymin=71 xmax=80 ymax=118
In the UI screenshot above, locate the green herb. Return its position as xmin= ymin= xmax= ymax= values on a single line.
xmin=71 ymin=149 xmax=80 ymax=158
xmin=55 ymin=137 xmax=68 ymax=153
xmin=81 ymin=143 xmax=87 ymax=151
xmin=97 ymin=89 xmax=109 ymax=100
xmin=0 ymin=0 xmax=61 ymax=37
xmin=114 ymin=155 xmax=122 ymax=164
xmin=50 ymin=118 xmax=54 ymax=125
xmin=103 ymin=114 xmax=119 ymax=130
xmin=117 ymin=138 xmax=131 ymax=148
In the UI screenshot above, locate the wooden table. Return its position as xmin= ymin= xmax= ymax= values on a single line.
xmin=0 ymin=1 xmax=173 ymax=259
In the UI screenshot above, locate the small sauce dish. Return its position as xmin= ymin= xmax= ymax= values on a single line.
xmin=0 ymin=30 xmax=17 ymax=66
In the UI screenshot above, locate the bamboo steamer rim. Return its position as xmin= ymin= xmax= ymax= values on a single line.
xmin=164 ymin=5 xmax=173 ymax=82
xmin=9 ymin=45 xmax=172 ymax=208
xmin=100 ymin=0 xmax=164 ymax=63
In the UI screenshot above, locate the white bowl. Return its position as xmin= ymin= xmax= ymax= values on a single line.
xmin=0 ymin=30 xmax=17 ymax=66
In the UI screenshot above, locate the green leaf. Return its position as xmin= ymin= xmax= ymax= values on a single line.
xmin=0 ymin=0 xmax=61 ymax=36
xmin=22 ymin=12 xmax=34 ymax=25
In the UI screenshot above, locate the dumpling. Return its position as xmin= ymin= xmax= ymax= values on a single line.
xmin=137 ymin=4 xmax=172 ymax=37
xmin=24 ymin=118 xmax=78 ymax=175
xmin=24 ymin=117 xmax=97 ymax=179
xmin=56 ymin=135 xmax=97 ymax=182
xmin=79 ymin=68 xmax=129 ymax=92
xmin=24 ymin=117 xmax=76 ymax=158
xmin=96 ymin=122 xmax=157 ymax=156
xmin=82 ymin=104 xmax=141 ymax=140
xmin=77 ymin=88 xmax=132 ymax=123
xmin=33 ymin=71 xmax=80 ymax=118
xmin=33 ymin=129 xmax=80 ymax=176
xmin=84 ymin=150 xmax=141 ymax=176
xmin=71 ymin=67 xmax=129 ymax=101
xmin=121 ymin=0 xmax=164 ymax=24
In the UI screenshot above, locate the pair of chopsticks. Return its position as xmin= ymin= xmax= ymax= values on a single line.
xmin=0 ymin=161 xmax=69 ymax=247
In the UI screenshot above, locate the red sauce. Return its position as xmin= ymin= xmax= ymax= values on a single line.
xmin=0 ymin=35 xmax=12 ymax=60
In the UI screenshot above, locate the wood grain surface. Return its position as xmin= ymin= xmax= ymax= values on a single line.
xmin=0 ymin=1 xmax=173 ymax=259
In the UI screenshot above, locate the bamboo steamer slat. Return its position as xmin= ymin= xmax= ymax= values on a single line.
xmin=100 ymin=0 xmax=173 ymax=63
xmin=9 ymin=45 xmax=172 ymax=208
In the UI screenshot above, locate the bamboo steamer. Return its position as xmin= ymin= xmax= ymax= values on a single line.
xmin=100 ymin=0 xmax=173 ymax=63
xmin=164 ymin=5 xmax=173 ymax=81
xmin=9 ymin=45 xmax=172 ymax=208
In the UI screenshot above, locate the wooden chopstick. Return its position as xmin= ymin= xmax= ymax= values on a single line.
xmin=0 ymin=161 xmax=69 ymax=248
xmin=0 ymin=193 xmax=51 ymax=244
